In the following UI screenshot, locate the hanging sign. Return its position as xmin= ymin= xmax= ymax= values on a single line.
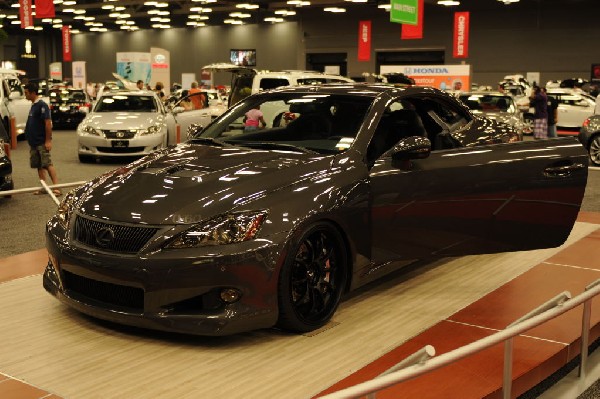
xmin=19 ymin=0 xmax=34 ymax=28
xmin=62 ymin=26 xmax=72 ymax=62
xmin=390 ymin=0 xmax=418 ymax=25
xmin=401 ymin=0 xmax=424 ymax=39
xmin=358 ymin=21 xmax=371 ymax=62
xmin=34 ymin=0 xmax=55 ymax=18
xmin=453 ymin=12 xmax=470 ymax=58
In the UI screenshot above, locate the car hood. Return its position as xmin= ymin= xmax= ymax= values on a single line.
xmin=75 ymin=143 xmax=328 ymax=224
xmin=82 ymin=112 xmax=165 ymax=130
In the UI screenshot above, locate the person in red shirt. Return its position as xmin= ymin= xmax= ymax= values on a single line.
xmin=188 ymin=81 xmax=206 ymax=110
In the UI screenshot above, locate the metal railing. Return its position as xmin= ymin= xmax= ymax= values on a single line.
xmin=320 ymin=278 xmax=600 ymax=399
xmin=0 ymin=180 xmax=86 ymax=205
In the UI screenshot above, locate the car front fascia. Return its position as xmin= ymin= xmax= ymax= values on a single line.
xmin=44 ymin=214 xmax=288 ymax=336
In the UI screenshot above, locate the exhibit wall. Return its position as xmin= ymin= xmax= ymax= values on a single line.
xmin=1 ymin=0 xmax=598 ymax=86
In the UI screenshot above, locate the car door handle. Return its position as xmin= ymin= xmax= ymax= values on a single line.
xmin=544 ymin=162 xmax=586 ymax=177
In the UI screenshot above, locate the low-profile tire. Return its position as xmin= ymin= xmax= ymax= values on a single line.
xmin=590 ymin=134 xmax=600 ymax=167
xmin=277 ymin=222 xmax=348 ymax=333
xmin=78 ymin=154 xmax=94 ymax=163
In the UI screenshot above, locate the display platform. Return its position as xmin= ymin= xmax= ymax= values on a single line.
xmin=0 ymin=213 xmax=598 ymax=399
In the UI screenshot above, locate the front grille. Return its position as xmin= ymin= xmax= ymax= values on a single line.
xmin=96 ymin=146 xmax=146 ymax=154
xmin=103 ymin=130 xmax=137 ymax=139
xmin=73 ymin=215 xmax=159 ymax=253
xmin=63 ymin=270 xmax=144 ymax=310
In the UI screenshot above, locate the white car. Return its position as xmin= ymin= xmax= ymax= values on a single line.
xmin=77 ymin=90 xmax=176 ymax=162
xmin=169 ymin=89 xmax=227 ymax=137
xmin=546 ymin=88 xmax=596 ymax=132
xmin=0 ymin=69 xmax=32 ymax=141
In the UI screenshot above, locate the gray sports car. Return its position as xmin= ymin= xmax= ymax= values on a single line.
xmin=44 ymin=84 xmax=589 ymax=336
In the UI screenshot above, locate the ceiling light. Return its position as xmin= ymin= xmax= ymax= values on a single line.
xmin=324 ymin=7 xmax=346 ymax=12
xmin=437 ymin=0 xmax=460 ymax=5
xmin=287 ymin=1 xmax=310 ymax=6
xmin=237 ymin=3 xmax=259 ymax=9
xmin=264 ymin=17 xmax=284 ymax=23
xmin=101 ymin=5 xmax=115 ymax=9
xmin=275 ymin=9 xmax=296 ymax=16
xmin=230 ymin=12 xmax=251 ymax=18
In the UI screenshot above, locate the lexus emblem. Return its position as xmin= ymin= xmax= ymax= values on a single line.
xmin=95 ymin=227 xmax=115 ymax=247
xmin=116 ymin=132 xmax=124 ymax=138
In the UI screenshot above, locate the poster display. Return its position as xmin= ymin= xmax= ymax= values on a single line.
xmin=116 ymin=52 xmax=151 ymax=85
xmin=72 ymin=61 xmax=86 ymax=89
xmin=150 ymin=47 xmax=170 ymax=94
xmin=49 ymin=62 xmax=62 ymax=81
xmin=380 ymin=64 xmax=471 ymax=91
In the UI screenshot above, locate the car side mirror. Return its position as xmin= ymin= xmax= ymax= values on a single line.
xmin=390 ymin=136 xmax=432 ymax=160
xmin=9 ymin=91 xmax=22 ymax=100
xmin=187 ymin=123 xmax=204 ymax=140
xmin=172 ymin=106 xmax=185 ymax=115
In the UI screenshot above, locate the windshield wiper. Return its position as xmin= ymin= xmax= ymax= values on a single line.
xmin=235 ymin=141 xmax=318 ymax=154
xmin=189 ymin=137 xmax=230 ymax=147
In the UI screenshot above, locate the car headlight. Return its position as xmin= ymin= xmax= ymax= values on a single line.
xmin=165 ymin=211 xmax=268 ymax=249
xmin=140 ymin=125 xmax=163 ymax=135
xmin=81 ymin=125 xmax=101 ymax=136
xmin=56 ymin=190 xmax=77 ymax=228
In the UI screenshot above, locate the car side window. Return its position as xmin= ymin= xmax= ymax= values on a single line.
xmin=367 ymin=100 xmax=428 ymax=161
xmin=259 ymin=78 xmax=290 ymax=91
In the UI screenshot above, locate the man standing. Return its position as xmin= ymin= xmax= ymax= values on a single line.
xmin=544 ymin=89 xmax=558 ymax=138
xmin=24 ymin=82 xmax=60 ymax=196
xmin=529 ymin=86 xmax=548 ymax=140
xmin=189 ymin=81 xmax=206 ymax=110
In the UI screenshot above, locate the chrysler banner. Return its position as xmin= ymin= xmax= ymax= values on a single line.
xmin=358 ymin=21 xmax=371 ymax=61
xmin=453 ymin=12 xmax=470 ymax=58
xmin=380 ymin=64 xmax=471 ymax=91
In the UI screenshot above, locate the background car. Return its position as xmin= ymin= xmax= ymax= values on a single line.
xmin=579 ymin=114 xmax=600 ymax=166
xmin=43 ymin=83 xmax=588 ymax=337
xmin=77 ymin=90 xmax=175 ymax=162
xmin=458 ymin=91 xmax=527 ymax=137
xmin=546 ymin=88 xmax=596 ymax=134
xmin=49 ymin=88 xmax=92 ymax=129
xmin=0 ymin=140 xmax=12 ymax=194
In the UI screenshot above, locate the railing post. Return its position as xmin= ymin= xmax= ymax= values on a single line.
xmin=579 ymin=279 xmax=600 ymax=378
xmin=503 ymin=337 xmax=514 ymax=399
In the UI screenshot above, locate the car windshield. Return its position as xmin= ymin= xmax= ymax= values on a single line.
xmin=94 ymin=95 xmax=158 ymax=112
xmin=459 ymin=94 xmax=514 ymax=112
xmin=195 ymin=92 xmax=374 ymax=154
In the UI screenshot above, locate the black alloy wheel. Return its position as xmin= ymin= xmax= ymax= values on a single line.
xmin=277 ymin=222 xmax=348 ymax=333
xmin=590 ymin=135 xmax=600 ymax=166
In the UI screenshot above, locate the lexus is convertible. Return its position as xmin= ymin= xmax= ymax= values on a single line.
xmin=44 ymin=84 xmax=589 ymax=336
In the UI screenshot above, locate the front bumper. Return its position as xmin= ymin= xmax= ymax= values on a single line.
xmin=44 ymin=219 xmax=284 ymax=336
xmin=78 ymin=133 xmax=166 ymax=157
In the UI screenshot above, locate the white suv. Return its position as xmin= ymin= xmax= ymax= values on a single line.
xmin=173 ymin=63 xmax=354 ymax=136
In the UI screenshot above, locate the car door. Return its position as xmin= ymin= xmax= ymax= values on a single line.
xmin=368 ymin=99 xmax=588 ymax=264
xmin=555 ymin=93 xmax=595 ymax=128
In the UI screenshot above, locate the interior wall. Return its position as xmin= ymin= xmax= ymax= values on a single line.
xmin=72 ymin=22 xmax=300 ymax=86
xmin=18 ymin=0 xmax=600 ymax=88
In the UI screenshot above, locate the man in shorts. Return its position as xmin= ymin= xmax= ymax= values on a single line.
xmin=24 ymin=82 xmax=60 ymax=196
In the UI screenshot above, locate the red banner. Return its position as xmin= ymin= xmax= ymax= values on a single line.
xmin=401 ymin=0 xmax=424 ymax=40
xmin=358 ymin=21 xmax=371 ymax=62
xmin=453 ymin=12 xmax=470 ymax=58
xmin=35 ymin=0 xmax=55 ymax=18
xmin=19 ymin=0 xmax=33 ymax=28
xmin=62 ymin=26 xmax=72 ymax=62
